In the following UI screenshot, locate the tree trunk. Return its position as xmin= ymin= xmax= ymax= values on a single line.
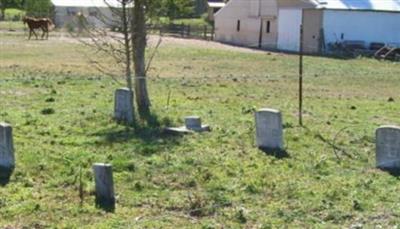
xmin=0 ymin=8 xmax=5 ymax=21
xmin=132 ymin=0 xmax=151 ymax=117
xmin=122 ymin=1 xmax=133 ymax=91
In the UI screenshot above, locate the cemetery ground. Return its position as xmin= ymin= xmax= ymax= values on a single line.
xmin=1 ymin=31 xmax=400 ymax=228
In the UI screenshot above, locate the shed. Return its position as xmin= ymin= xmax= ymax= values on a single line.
xmin=207 ymin=1 xmax=227 ymax=21
xmin=50 ymin=0 xmax=131 ymax=28
xmin=214 ymin=0 xmax=400 ymax=53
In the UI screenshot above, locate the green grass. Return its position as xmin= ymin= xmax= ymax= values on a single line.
xmin=0 ymin=21 xmax=25 ymax=31
xmin=172 ymin=18 xmax=211 ymax=26
xmin=157 ymin=17 xmax=211 ymax=26
xmin=1 ymin=31 xmax=400 ymax=227
xmin=0 ymin=9 xmax=25 ymax=30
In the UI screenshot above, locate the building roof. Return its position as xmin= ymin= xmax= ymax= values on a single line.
xmin=51 ymin=0 xmax=132 ymax=8
xmin=313 ymin=0 xmax=400 ymax=12
xmin=208 ymin=0 xmax=226 ymax=8
xmin=209 ymin=2 xmax=226 ymax=8
xmin=208 ymin=2 xmax=226 ymax=8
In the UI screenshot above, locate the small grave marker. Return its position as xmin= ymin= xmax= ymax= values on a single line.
xmin=93 ymin=163 xmax=115 ymax=212
xmin=255 ymin=108 xmax=283 ymax=150
xmin=114 ymin=88 xmax=134 ymax=124
xmin=0 ymin=123 xmax=15 ymax=184
xmin=376 ymin=125 xmax=400 ymax=171
xmin=165 ymin=116 xmax=210 ymax=134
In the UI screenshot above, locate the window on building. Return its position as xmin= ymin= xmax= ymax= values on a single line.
xmin=266 ymin=20 xmax=270 ymax=34
xmin=237 ymin=20 xmax=240 ymax=32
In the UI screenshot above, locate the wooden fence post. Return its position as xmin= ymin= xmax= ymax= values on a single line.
xmin=299 ymin=24 xmax=304 ymax=126
xmin=204 ymin=25 xmax=207 ymax=40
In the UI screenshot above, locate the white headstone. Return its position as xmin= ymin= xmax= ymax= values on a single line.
xmin=114 ymin=88 xmax=134 ymax=124
xmin=185 ymin=116 xmax=202 ymax=130
xmin=376 ymin=125 xmax=400 ymax=170
xmin=93 ymin=163 xmax=115 ymax=211
xmin=255 ymin=108 xmax=283 ymax=150
xmin=0 ymin=123 xmax=15 ymax=170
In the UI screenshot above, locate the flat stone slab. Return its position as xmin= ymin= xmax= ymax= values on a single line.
xmin=165 ymin=125 xmax=211 ymax=134
xmin=165 ymin=116 xmax=211 ymax=134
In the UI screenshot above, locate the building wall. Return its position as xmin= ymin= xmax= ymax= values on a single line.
xmin=53 ymin=6 xmax=117 ymax=28
xmin=277 ymin=8 xmax=302 ymax=51
xmin=260 ymin=0 xmax=278 ymax=48
xmin=208 ymin=7 xmax=223 ymax=21
xmin=323 ymin=10 xmax=400 ymax=48
xmin=215 ymin=0 xmax=317 ymax=49
xmin=302 ymin=9 xmax=323 ymax=53
xmin=215 ymin=0 xmax=278 ymax=48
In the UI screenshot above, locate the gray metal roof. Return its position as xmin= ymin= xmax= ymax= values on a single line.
xmin=51 ymin=0 xmax=132 ymax=8
xmin=313 ymin=0 xmax=400 ymax=12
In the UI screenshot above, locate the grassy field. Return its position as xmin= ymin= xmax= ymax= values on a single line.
xmin=1 ymin=31 xmax=400 ymax=228
xmin=0 ymin=21 xmax=25 ymax=31
xmin=0 ymin=9 xmax=25 ymax=31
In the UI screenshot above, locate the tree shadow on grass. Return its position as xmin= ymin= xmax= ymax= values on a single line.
xmin=258 ymin=147 xmax=290 ymax=159
xmin=91 ymin=113 xmax=183 ymax=156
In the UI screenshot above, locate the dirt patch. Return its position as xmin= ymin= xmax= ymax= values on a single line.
xmin=0 ymin=30 xmax=270 ymax=54
xmin=147 ymin=35 xmax=268 ymax=54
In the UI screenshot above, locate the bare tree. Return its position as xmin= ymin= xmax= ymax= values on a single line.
xmin=74 ymin=0 xmax=161 ymax=120
xmin=120 ymin=0 xmax=133 ymax=90
xmin=132 ymin=0 xmax=150 ymax=117
xmin=74 ymin=0 xmax=134 ymax=91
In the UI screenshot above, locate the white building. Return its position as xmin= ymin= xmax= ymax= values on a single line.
xmin=51 ymin=0 xmax=132 ymax=28
xmin=214 ymin=0 xmax=400 ymax=53
xmin=207 ymin=1 xmax=227 ymax=21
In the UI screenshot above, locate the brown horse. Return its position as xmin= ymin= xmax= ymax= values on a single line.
xmin=23 ymin=16 xmax=54 ymax=40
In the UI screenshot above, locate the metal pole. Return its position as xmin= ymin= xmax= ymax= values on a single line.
xmin=299 ymin=24 xmax=304 ymax=126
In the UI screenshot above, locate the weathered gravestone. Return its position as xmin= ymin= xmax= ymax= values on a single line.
xmin=114 ymin=88 xmax=134 ymax=124
xmin=165 ymin=116 xmax=210 ymax=134
xmin=0 ymin=123 xmax=15 ymax=184
xmin=255 ymin=108 xmax=284 ymax=150
xmin=376 ymin=125 xmax=400 ymax=171
xmin=185 ymin=116 xmax=210 ymax=132
xmin=93 ymin=163 xmax=115 ymax=212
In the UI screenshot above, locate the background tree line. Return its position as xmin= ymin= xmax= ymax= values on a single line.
xmin=0 ymin=0 xmax=51 ymax=20
xmin=0 ymin=0 xmax=203 ymax=21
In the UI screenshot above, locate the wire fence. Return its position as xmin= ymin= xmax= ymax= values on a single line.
xmin=147 ymin=23 xmax=215 ymax=41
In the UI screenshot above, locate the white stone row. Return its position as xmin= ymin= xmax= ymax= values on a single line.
xmin=255 ymin=107 xmax=400 ymax=172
